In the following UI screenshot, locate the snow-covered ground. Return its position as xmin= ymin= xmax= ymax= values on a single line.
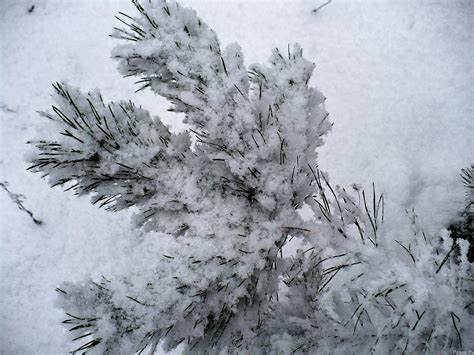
xmin=0 ymin=0 xmax=472 ymax=353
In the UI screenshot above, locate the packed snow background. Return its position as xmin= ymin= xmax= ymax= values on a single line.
xmin=0 ymin=0 xmax=472 ymax=353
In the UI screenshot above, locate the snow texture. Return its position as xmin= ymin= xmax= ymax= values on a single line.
xmin=1 ymin=0 xmax=473 ymax=354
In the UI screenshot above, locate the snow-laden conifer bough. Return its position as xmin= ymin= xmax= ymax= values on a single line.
xmin=27 ymin=0 xmax=472 ymax=354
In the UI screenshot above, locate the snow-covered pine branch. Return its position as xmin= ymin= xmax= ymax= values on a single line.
xmin=112 ymin=0 xmax=253 ymax=153
xmin=28 ymin=0 xmax=472 ymax=354
xmin=28 ymin=82 xmax=193 ymax=227
xmin=111 ymin=0 xmax=332 ymax=205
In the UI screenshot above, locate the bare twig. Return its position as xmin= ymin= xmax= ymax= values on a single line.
xmin=313 ymin=0 xmax=332 ymax=13
xmin=0 ymin=181 xmax=43 ymax=225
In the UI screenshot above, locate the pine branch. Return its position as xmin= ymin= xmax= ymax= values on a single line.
xmin=28 ymin=1 xmax=472 ymax=354
xmin=111 ymin=0 xmax=253 ymax=146
xmin=28 ymin=83 xmax=192 ymax=220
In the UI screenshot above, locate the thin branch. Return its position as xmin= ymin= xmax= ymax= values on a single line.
xmin=0 ymin=181 xmax=43 ymax=225
xmin=312 ymin=0 xmax=332 ymax=13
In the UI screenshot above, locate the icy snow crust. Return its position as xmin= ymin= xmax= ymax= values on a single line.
xmin=1 ymin=0 xmax=472 ymax=354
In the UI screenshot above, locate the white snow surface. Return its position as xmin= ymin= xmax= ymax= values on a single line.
xmin=0 ymin=0 xmax=472 ymax=353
